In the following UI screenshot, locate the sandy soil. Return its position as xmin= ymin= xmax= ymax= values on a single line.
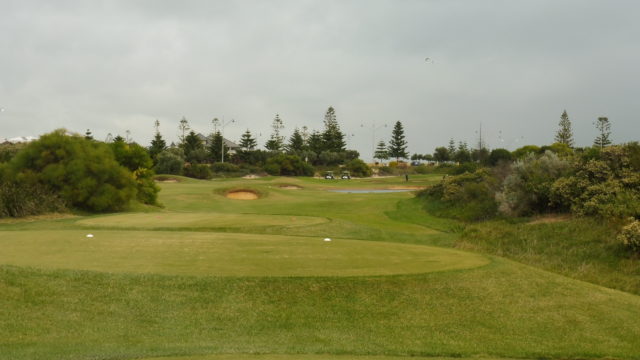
xmin=528 ymin=214 xmax=571 ymax=225
xmin=226 ymin=191 xmax=259 ymax=200
xmin=387 ymin=186 xmax=426 ymax=190
xmin=279 ymin=185 xmax=302 ymax=190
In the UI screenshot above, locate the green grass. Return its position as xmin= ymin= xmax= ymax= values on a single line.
xmin=0 ymin=230 xmax=488 ymax=277
xmin=1 ymin=174 xmax=640 ymax=360
xmin=456 ymin=216 xmax=640 ymax=295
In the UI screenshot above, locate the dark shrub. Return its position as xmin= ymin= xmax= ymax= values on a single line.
xmin=418 ymin=169 xmax=498 ymax=221
xmin=2 ymin=130 xmax=137 ymax=212
xmin=183 ymin=163 xmax=212 ymax=179
xmin=212 ymin=162 xmax=240 ymax=173
xmin=264 ymin=154 xmax=314 ymax=176
xmin=154 ymin=150 xmax=184 ymax=175
xmin=0 ymin=182 xmax=66 ymax=218
xmin=345 ymin=159 xmax=372 ymax=177
xmin=488 ymin=148 xmax=512 ymax=166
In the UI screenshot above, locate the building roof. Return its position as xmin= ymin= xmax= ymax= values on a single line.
xmin=196 ymin=133 xmax=241 ymax=149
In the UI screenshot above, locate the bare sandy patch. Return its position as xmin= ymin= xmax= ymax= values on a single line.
xmin=226 ymin=191 xmax=259 ymax=200
xmin=528 ymin=214 xmax=571 ymax=225
xmin=387 ymin=186 xmax=426 ymax=190
xmin=279 ymin=185 xmax=302 ymax=190
xmin=155 ymin=179 xmax=178 ymax=183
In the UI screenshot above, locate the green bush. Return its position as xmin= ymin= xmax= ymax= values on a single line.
xmin=0 ymin=143 xmax=26 ymax=163
xmin=449 ymin=162 xmax=479 ymax=175
xmin=488 ymin=148 xmax=512 ymax=166
xmin=345 ymin=159 xmax=372 ymax=177
xmin=2 ymin=130 xmax=137 ymax=212
xmin=110 ymin=140 xmax=159 ymax=205
xmin=154 ymin=150 xmax=184 ymax=175
xmin=183 ymin=163 xmax=212 ymax=179
xmin=212 ymin=162 xmax=240 ymax=173
xmin=550 ymin=145 xmax=640 ymax=219
xmin=0 ymin=182 xmax=66 ymax=217
xmin=418 ymin=169 xmax=499 ymax=221
xmin=496 ymin=151 xmax=570 ymax=216
xmin=378 ymin=166 xmax=394 ymax=175
xmin=618 ymin=219 xmax=640 ymax=253
xmin=264 ymin=154 xmax=314 ymax=176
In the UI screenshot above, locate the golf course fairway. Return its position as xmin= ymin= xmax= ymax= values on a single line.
xmin=0 ymin=230 xmax=489 ymax=276
xmin=1 ymin=175 xmax=640 ymax=360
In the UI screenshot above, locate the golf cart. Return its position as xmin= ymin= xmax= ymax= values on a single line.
xmin=341 ymin=171 xmax=351 ymax=180
xmin=324 ymin=171 xmax=335 ymax=179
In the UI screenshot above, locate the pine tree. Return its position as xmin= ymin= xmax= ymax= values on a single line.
xmin=307 ymin=130 xmax=324 ymax=154
xmin=183 ymin=131 xmax=203 ymax=160
xmin=149 ymin=120 xmax=167 ymax=162
xmin=555 ymin=110 xmax=575 ymax=147
xmin=265 ymin=114 xmax=285 ymax=151
xmin=208 ymin=131 xmax=228 ymax=162
xmin=287 ymin=128 xmax=305 ymax=153
xmin=178 ymin=116 xmax=190 ymax=144
xmin=594 ymin=116 xmax=612 ymax=149
xmin=374 ymin=140 xmax=389 ymax=162
xmin=447 ymin=138 xmax=456 ymax=155
xmin=388 ymin=121 xmax=408 ymax=162
xmin=321 ymin=107 xmax=346 ymax=152
xmin=239 ymin=129 xmax=257 ymax=150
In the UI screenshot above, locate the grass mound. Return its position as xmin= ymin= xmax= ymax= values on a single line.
xmin=77 ymin=212 xmax=327 ymax=230
xmin=0 ymin=230 xmax=489 ymax=276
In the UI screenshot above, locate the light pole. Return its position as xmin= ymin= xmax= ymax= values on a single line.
xmin=361 ymin=122 xmax=387 ymax=163
xmin=213 ymin=117 xmax=235 ymax=163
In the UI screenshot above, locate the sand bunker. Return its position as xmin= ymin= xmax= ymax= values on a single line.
xmin=156 ymin=179 xmax=178 ymax=183
xmin=279 ymin=185 xmax=302 ymax=190
xmin=226 ymin=190 xmax=259 ymax=200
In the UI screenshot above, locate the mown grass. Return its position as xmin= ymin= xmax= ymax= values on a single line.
xmin=2 ymin=258 xmax=640 ymax=360
xmin=0 ymin=230 xmax=488 ymax=277
xmin=1 ymin=174 xmax=640 ymax=360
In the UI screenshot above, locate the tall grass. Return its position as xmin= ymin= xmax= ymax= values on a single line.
xmin=0 ymin=182 xmax=66 ymax=218
xmin=456 ymin=216 xmax=640 ymax=295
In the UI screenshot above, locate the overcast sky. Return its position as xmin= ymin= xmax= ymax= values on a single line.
xmin=1 ymin=0 xmax=638 ymax=159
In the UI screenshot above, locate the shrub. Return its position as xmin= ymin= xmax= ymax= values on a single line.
xmin=488 ymin=148 xmax=512 ymax=166
xmin=550 ymin=145 xmax=640 ymax=218
xmin=110 ymin=140 xmax=159 ymax=205
xmin=496 ymin=151 xmax=570 ymax=216
xmin=378 ymin=166 xmax=394 ymax=175
xmin=449 ymin=162 xmax=479 ymax=175
xmin=183 ymin=163 xmax=212 ymax=179
xmin=154 ymin=150 xmax=184 ymax=175
xmin=0 ymin=143 xmax=26 ymax=163
xmin=2 ymin=130 xmax=137 ymax=212
xmin=345 ymin=159 xmax=372 ymax=177
xmin=618 ymin=219 xmax=640 ymax=252
xmin=264 ymin=154 xmax=314 ymax=176
xmin=512 ymin=145 xmax=542 ymax=159
xmin=212 ymin=162 xmax=240 ymax=173
xmin=418 ymin=169 xmax=499 ymax=221
xmin=0 ymin=182 xmax=66 ymax=217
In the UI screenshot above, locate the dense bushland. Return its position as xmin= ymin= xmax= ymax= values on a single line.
xmin=0 ymin=130 xmax=158 ymax=214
